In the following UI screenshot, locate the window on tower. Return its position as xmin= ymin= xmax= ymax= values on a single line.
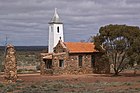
xmin=57 ymin=26 xmax=59 ymax=33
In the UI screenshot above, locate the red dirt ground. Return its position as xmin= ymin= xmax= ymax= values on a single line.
xmin=16 ymin=73 xmax=140 ymax=83
xmin=0 ymin=70 xmax=140 ymax=92
xmin=1 ymin=71 xmax=140 ymax=83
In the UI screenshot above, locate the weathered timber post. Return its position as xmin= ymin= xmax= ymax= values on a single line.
xmin=4 ymin=44 xmax=17 ymax=83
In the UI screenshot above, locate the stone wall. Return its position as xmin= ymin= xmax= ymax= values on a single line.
xmin=51 ymin=53 xmax=94 ymax=75
xmin=4 ymin=44 xmax=17 ymax=82
xmin=41 ymin=53 xmax=93 ymax=75
xmin=53 ymin=41 xmax=66 ymax=53
xmin=40 ymin=52 xmax=110 ymax=75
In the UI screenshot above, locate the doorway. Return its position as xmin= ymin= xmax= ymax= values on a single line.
xmin=44 ymin=59 xmax=52 ymax=69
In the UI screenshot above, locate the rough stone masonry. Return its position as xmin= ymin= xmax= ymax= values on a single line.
xmin=4 ymin=44 xmax=17 ymax=82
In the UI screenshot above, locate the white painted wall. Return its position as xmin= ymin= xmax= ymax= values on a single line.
xmin=48 ymin=23 xmax=64 ymax=53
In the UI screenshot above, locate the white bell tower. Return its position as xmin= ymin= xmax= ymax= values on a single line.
xmin=48 ymin=8 xmax=64 ymax=53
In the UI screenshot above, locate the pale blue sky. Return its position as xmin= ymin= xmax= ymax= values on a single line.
xmin=0 ymin=0 xmax=140 ymax=46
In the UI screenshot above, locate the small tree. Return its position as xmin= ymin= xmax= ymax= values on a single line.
xmin=93 ymin=24 xmax=140 ymax=75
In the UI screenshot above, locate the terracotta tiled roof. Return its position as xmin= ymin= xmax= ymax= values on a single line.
xmin=64 ymin=42 xmax=97 ymax=53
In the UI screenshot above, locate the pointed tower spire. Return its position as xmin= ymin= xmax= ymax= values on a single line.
xmin=50 ymin=8 xmax=62 ymax=24
xmin=54 ymin=8 xmax=59 ymax=18
xmin=48 ymin=8 xmax=64 ymax=53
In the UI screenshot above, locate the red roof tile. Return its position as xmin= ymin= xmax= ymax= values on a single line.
xmin=64 ymin=42 xmax=97 ymax=53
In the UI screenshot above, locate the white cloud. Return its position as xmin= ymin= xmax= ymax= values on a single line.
xmin=0 ymin=0 xmax=140 ymax=46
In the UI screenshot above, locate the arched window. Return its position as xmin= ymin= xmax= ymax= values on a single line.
xmin=57 ymin=26 xmax=59 ymax=33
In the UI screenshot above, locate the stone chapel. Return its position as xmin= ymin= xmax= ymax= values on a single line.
xmin=40 ymin=9 xmax=110 ymax=75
